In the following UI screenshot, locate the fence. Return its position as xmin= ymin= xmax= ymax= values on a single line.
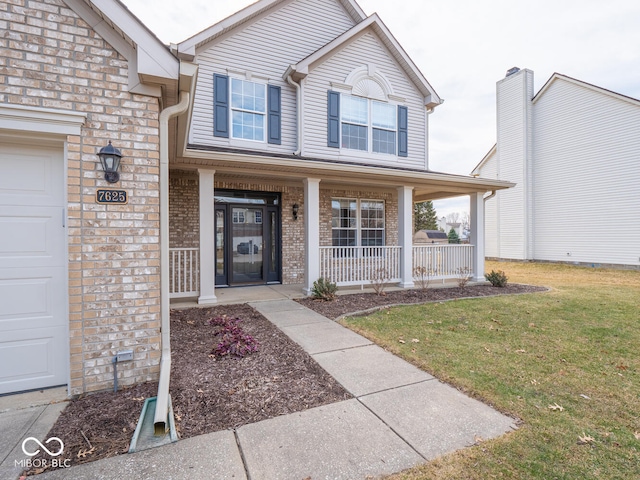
xmin=169 ymin=248 xmax=199 ymax=298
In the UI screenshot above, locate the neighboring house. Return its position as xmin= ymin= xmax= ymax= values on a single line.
xmin=413 ymin=230 xmax=448 ymax=245
xmin=436 ymin=217 xmax=464 ymax=239
xmin=0 ymin=0 xmax=511 ymax=398
xmin=473 ymin=68 xmax=640 ymax=268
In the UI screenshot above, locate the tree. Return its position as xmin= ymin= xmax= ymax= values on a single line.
xmin=448 ymin=228 xmax=460 ymax=244
xmin=446 ymin=212 xmax=460 ymax=224
xmin=414 ymin=201 xmax=438 ymax=232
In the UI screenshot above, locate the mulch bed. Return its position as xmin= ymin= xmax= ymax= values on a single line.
xmin=297 ymin=283 xmax=548 ymax=320
xmin=25 ymin=304 xmax=350 ymax=476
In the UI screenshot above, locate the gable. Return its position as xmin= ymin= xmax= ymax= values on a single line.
xmin=177 ymin=0 xmax=365 ymax=59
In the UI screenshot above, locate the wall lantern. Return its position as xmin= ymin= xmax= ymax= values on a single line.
xmin=97 ymin=141 xmax=122 ymax=183
xmin=292 ymin=203 xmax=299 ymax=221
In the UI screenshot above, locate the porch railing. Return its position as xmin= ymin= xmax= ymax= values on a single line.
xmin=169 ymin=248 xmax=200 ymax=298
xmin=319 ymin=246 xmax=401 ymax=286
xmin=412 ymin=244 xmax=474 ymax=280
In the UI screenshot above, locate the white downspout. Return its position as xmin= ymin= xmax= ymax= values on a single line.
xmin=286 ymin=74 xmax=302 ymax=156
xmin=484 ymin=190 xmax=497 ymax=202
xmin=154 ymin=90 xmax=190 ymax=435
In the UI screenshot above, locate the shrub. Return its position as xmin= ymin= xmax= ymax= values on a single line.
xmin=413 ymin=266 xmax=433 ymax=291
xmin=311 ymin=277 xmax=338 ymax=301
xmin=370 ymin=267 xmax=390 ymax=296
xmin=208 ymin=316 xmax=259 ymax=358
xmin=485 ymin=269 xmax=509 ymax=287
xmin=456 ymin=267 xmax=472 ymax=288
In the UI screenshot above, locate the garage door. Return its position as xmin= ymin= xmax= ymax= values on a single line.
xmin=0 ymin=141 xmax=68 ymax=394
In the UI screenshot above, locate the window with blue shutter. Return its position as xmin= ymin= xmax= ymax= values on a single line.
xmin=397 ymin=105 xmax=408 ymax=157
xmin=214 ymin=74 xmax=229 ymax=138
xmin=268 ymin=85 xmax=281 ymax=145
xmin=327 ymin=91 xmax=340 ymax=148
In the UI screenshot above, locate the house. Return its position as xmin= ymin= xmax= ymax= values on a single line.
xmin=413 ymin=230 xmax=448 ymax=245
xmin=0 ymin=0 xmax=512 ymax=403
xmin=473 ymin=68 xmax=640 ymax=268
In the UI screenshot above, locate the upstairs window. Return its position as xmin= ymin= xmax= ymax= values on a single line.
xmin=231 ymin=79 xmax=266 ymax=142
xmin=214 ymin=74 xmax=281 ymax=144
xmin=328 ymin=92 xmax=407 ymax=156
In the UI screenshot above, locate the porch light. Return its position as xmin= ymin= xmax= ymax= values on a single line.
xmin=97 ymin=141 xmax=122 ymax=183
xmin=292 ymin=203 xmax=299 ymax=220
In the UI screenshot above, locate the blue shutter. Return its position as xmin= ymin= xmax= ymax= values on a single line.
xmin=327 ymin=91 xmax=340 ymax=148
xmin=268 ymin=85 xmax=281 ymax=145
xmin=214 ymin=74 xmax=229 ymax=138
xmin=398 ymin=105 xmax=408 ymax=157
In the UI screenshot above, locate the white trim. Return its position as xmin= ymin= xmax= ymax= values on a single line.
xmin=0 ymin=104 xmax=86 ymax=136
xmin=533 ymin=73 xmax=640 ymax=107
xmin=303 ymin=178 xmax=321 ymax=295
xmin=198 ymin=169 xmax=217 ymax=304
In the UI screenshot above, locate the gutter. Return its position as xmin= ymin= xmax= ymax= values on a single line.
xmin=484 ymin=190 xmax=497 ymax=202
xmin=154 ymin=90 xmax=190 ymax=435
xmin=284 ymin=67 xmax=302 ymax=155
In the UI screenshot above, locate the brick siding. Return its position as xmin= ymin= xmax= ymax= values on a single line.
xmin=1 ymin=0 xmax=161 ymax=394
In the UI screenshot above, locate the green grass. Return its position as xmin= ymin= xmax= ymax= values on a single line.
xmin=342 ymin=261 xmax=640 ymax=479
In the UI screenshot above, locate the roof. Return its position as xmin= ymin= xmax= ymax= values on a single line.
xmin=533 ymin=73 xmax=640 ymax=107
xmin=176 ymin=0 xmax=367 ymax=59
xmin=284 ymin=14 xmax=441 ymax=108
xmin=422 ymin=230 xmax=447 ymax=239
xmin=470 ymin=143 xmax=496 ymax=176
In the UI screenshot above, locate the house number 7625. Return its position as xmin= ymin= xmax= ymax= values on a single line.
xmin=96 ymin=189 xmax=128 ymax=204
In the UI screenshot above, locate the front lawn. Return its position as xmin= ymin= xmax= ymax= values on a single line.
xmin=342 ymin=261 xmax=640 ymax=479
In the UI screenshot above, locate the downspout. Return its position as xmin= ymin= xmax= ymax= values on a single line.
xmin=154 ymin=90 xmax=190 ymax=435
xmin=484 ymin=190 xmax=497 ymax=202
xmin=286 ymin=74 xmax=302 ymax=156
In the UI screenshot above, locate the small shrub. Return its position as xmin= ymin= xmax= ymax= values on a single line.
xmin=413 ymin=266 xmax=433 ymax=291
xmin=371 ymin=267 xmax=390 ymax=296
xmin=208 ymin=316 xmax=259 ymax=358
xmin=312 ymin=277 xmax=338 ymax=301
xmin=485 ymin=269 xmax=508 ymax=287
xmin=456 ymin=267 xmax=472 ymax=288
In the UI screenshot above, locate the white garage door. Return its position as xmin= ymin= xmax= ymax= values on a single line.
xmin=0 ymin=141 xmax=68 ymax=394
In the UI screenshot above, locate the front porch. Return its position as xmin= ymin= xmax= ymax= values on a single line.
xmin=169 ymin=243 xmax=478 ymax=300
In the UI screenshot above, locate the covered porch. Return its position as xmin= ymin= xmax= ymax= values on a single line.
xmin=168 ymin=148 xmax=513 ymax=303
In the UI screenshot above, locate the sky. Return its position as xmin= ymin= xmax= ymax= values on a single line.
xmin=123 ymin=0 xmax=640 ymax=217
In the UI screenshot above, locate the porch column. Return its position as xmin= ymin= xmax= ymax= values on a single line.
xmin=470 ymin=192 xmax=485 ymax=282
xmin=198 ymin=169 xmax=217 ymax=304
xmin=397 ymin=186 xmax=415 ymax=288
xmin=303 ymin=178 xmax=321 ymax=295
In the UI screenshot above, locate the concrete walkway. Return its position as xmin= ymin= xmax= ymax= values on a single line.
xmin=5 ymin=300 xmax=516 ymax=480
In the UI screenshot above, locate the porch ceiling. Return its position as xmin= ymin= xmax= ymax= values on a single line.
xmin=174 ymin=147 xmax=514 ymax=200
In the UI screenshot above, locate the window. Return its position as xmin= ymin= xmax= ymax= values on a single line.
xmin=336 ymin=94 xmax=398 ymax=154
xmin=233 ymin=210 xmax=245 ymax=224
xmin=328 ymin=91 xmax=408 ymax=156
xmin=254 ymin=210 xmax=262 ymax=224
xmin=231 ymin=78 xmax=266 ymax=141
xmin=332 ymin=198 xmax=385 ymax=247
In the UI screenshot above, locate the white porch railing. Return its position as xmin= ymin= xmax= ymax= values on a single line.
xmin=412 ymin=244 xmax=474 ymax=280
xmin=170 ymin=248 xmax=200 ymax=298
xmin=319 ymin=246 xmax=401 ymax=286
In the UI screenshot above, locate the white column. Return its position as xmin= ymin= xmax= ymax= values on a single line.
xmin=470 ymin=192 xmax=485 ymax=282
xmin=397 ymin=186 xmax=415 ymax=288
xmin=303 ymin=178 xmax=321 ymax=295
xmin=198 ymin=169 xmax=217 ymax=304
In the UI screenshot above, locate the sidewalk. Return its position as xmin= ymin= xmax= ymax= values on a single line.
xmin=9 ymin=300 xmax=516 ymax=479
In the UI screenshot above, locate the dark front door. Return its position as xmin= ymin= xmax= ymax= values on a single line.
xmin=214 ymin=191 xmax=281 ymax=286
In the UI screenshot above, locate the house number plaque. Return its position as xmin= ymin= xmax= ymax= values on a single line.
xmin=96 ymin=189 xmax=128 ymax=204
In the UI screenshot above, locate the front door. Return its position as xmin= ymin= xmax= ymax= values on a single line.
xmin=214 ymin=191 xmax=281 ymax=286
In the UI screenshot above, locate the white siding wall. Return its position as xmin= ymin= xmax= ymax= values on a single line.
xmin=494 ymin=69 xmax=533 ymax=259
xmin=190 ymin=0 xmax=356 ymax=154
xmin=480 ymin=151 xmax=499 ymax=257
xmin=532 ymin=80 xmax=640 ymax=266
xmin=303 ymin=31 xmax=428 ymax=169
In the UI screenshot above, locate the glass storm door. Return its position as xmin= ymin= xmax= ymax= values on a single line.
xmin=215 ymin=207 xmax=227 ymax=285
xmin=231 ymin=207 xmax=264 ymax=284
